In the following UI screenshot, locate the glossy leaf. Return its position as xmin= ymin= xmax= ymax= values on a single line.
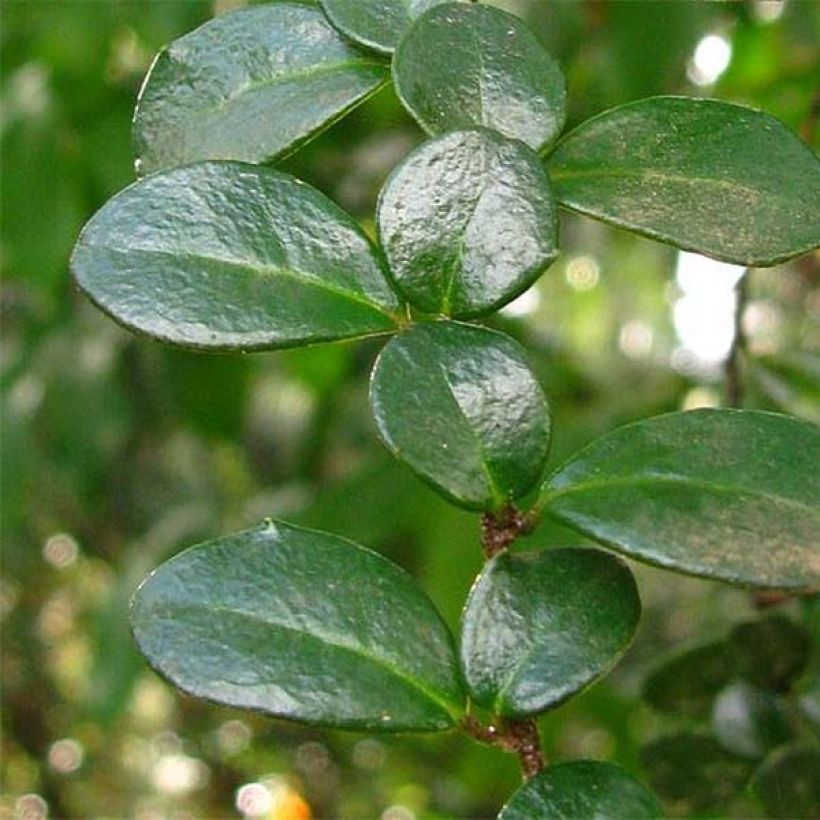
xmin=548 ymin=97 xmax=820 ymax=265
xmin=712 ymin=683 xmax=792 ymax=759
xmin=131 ymin=520 xmax=465 ymax=731
xmin=643 ymin=640 xmax=737 ymax=719
xmin=641 ymin=733 xmax=754 ymax=813
xmin=319 ymin=0 xmax=458 ymax=55
xmin=539 ymin=409 xmax=820 ymax=590
xmin=730 ymin=614 xmax=810 ymax=691
xmin=461 ymin=548 xmax=640 ymax=717
xmin=377 ymin=129 xmax=558 ymax=317
xmin=393 ymin=3 xmax=567 ymax=151
xmin=370 ymin=321 xmax=550 ymax=510
xmin=71 ymin=162 xmax=401 ymax=351
xmin=498 ymin=760 xmax=662 ymax=820
xmin=752 ymin=746 xmax=820 ymax=819
xmin=134 ymin=3 xmax=388 ymax=175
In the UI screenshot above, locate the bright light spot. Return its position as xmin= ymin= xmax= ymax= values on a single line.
xmin=565 ymin=255 xmax=600 ymax=291
xmin=672 ymin=252 xmax=745 ymax=369
xmin=216 ymin=719 xmax=251 ymax=757
xmin=500 ymin=287 xmax=541 ymax=317
xmin=743 ymin=300 xmax=782 ymax=354
xmin=236 ymin=783 xmax=272 ymax=817
xmin=753 ymin=0 xmax=786 ymax=23
xmin=43 ymin=533 xmax=79 ymax=569
xmin=688 ymin=34 xmax=732 ymax=86
xmin=681 ymin=386 xmax=721 ymax=410
xmin=15 ymin=794 xmax=48 ymax=820
xmin=352 ymin=739 xmax=386 ymax=771
xmin=37 ymin=593 xmax=75 ymax=640
xmin=151 ymin=754 xmax=208 ymax=795
xmin=9 ymin=374 xmax=43 ymax=416
xmin=619 ymin=320 xmax=654 ymax=360
xmin=382 ymin=807 xmax=416 ymax=820
xmin=48 ymin=738 xmax=84 ymax=774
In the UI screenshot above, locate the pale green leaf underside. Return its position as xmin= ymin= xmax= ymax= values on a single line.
xmin=540 ymin=409 xmax=820 ymax=590
xmin=70 ymin=162 xmax=400 ymax=351
xmin=131 ymin=520 xmax=465 ymax=731
xmin=547 ymin=97 xmax=820 ymax=265
xmin=134 ymin=3 xmax=388 ymax=175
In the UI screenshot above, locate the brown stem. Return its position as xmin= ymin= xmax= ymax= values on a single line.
xmin=480 ymin=504 xmax=536 ymax=559
xmin=462 ymin=716 xmax=546 ymax=780
xmin=724 ymin=271 xmax=748 ymax=408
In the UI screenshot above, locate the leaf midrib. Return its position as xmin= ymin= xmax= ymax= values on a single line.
xmin=82 ymin=243 xmax=398 ymax=321
xmin=150 ymin=601 xmax=462 ymax=721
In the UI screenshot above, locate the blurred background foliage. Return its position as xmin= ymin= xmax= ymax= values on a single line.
xmin=1 ymin=1 xmax=819 ymax=818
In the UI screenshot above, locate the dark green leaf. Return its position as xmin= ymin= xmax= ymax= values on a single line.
xmin=393 ymin=3 xmax=566 ymax=151
xmin=71 ymin=162 xmax=401 ymax=351
xmin=643 ymin=640 xmax=737 ymax=719
xmin=319 ymin=0 xmax=458 ymax=55
xmin=751 ymin=746 xmax=820 ymax=819
xmin=377 ymin=129 xmax=558 ymax=317
xmin=370 ymin=321 xmax=550 ymax=510
xmin=712 ymin=683 xmax=792 ymax=759
xmin=641 ymin=733 xmax=754 ymax=813
xmin=461 ymin=548 xmax=640 ymax=717
xmin=499 ymin=760 xmax=662 ymax=820
xmin=731 ymin=615 xmax=811 ymax=691
xmin=134 ymin=3 xmax=388 ymax=175
xmin=539 ymin=409 xmax=820 ymax=590
xmin=131 ymin=520 xmax=465 ymax=731
xmin=547 ymin=97 xmax=820 ymax=265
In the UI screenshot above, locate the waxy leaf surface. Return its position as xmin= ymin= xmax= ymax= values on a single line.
xmin=393 ymin=3 xmax=566 ymax=151
xmin=131 ymin=520 xmax=465 ymax=731
xmin=498 ymin=761 xmax=662 ymax=820
xmin=370 ymin=321 xmax=550 ymax=510
xmin=377 ymin=129 xmax=558 ymax=317
xmin=540 ymin=409 xmax=820 ymax=590
xmin=461 ymin=549 xmax=640 ymax=717
xmin=134 ymin=3 xmax=388 ymax=175
xmin=320 ymin=0 xmax=458 ymax=54
xmin=548 ymin=97 xmax=820 ymax=265
xmin=71 ymin=162 xmax=401 ymax=351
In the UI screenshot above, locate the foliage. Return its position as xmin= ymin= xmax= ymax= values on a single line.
xmin=3 ymin=1 xmax=819 ymax=817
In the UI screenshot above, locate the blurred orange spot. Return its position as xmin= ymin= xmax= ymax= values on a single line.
xmin=270 ymin=787 xmax=311 ymax=820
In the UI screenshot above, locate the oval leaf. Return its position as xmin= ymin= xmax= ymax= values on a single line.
xmin=393 ymin=3 xmax=567 ymax=151
xmin=71 ymin=162 xmax=401 ymax=351
xmin=498 ymin=761 xmax=662 ymax=820
xmin=539 ymin=409 xmax=820 ymax=590
xmin=377 ymin=129 xmax=558 ymax=317
xmin=461 ymin=548 xmax=640 ymax=717
xmin=751 ymin=745 xmax=820 ymax=819
xmin=547 ymin=97 xmax=820 ymax=265
xmin=370 ymin=321 xmax=551 ymax=510
xmin=134 ymin=3 xmax=388 ymax=175
xmin=643 ymin=640 xmax=737 ymax=719
xmin=641 ymin=733 xmax=754 ymax=813
xmin=131 ymin=520 xmax=465 ymax=731
xmin=320 ymin=0 xmax=459 ymax=55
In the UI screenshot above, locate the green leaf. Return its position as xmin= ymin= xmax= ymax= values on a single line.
xmin=393 ymin=3 xmax=567 ymax=152
xmin=71 ymin=162 xmax=401 ymax=351
xmin=134 ymin=3 xmax=389 ymax=175
xmin=498 ymin=761 xmax=662 ymax=820
xmin=547 ymin=97 xmax=820 ymax=266
xmin=377 ymin=129 xmax=558 ymax=317
xmin=319 ymin=0 xmax=459 ymax=55
xmin=730 ymin=615 xmax=811 ymax=692
xmin=641 ymin=733 xmax=754 ymax=813
xmin=712 ymin=683 xmax=792 ymax=759
xmin=539 ymin=409 xmax=820 ymax=590
xmin=751 ymin=746 xmax=820 ymax=819
xmin=643 ymin=640 xmax=737 ymax=719
xmin=130 ymin=519 xmax=465 ymax=731
xmin=461 ymin=548 xmax=640 ymax=717
xmin=369 ymin=321 xmax=551 ymax=510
